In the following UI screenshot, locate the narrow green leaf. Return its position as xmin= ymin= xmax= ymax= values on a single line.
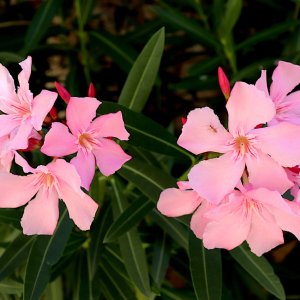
xmin=0 ymin=279 xmax=23 ymax=295
xmin=23 ymin=207 xmax=73 ymax=300
xmin=89 ymin=202 xmax=112 ymax=277
xmin=0 ymin=52 xmax=24 ymax=65
xmin=23 ymin=0 xmax=61 ymax=53
xmin=99 ymin=101 xmax=193 ymax=160
xmin=230 ymin=244 xmax=285 ymax=300
xmin=118 ymin=27 xmax=165 ymax=112
xmin=151 ymin=5 xmax=220 ymax=50
xmin=110 ymin=178 xmax=152 ymax=297
xmin=189 ymin=232 xmax=222 ymax=300
xmin=90 ymin=31 xmax=137 ymax=72
xmin=0 ymin=208 xmax=22 ymax=229
xmin=0 ymin=234 xmax=34 ymax=281
xmin=104 ymin=196 xmax=154 ymax=243
xmin=151 ymin=210 xmax=188 ymax=250
xmin=44 ymin=277 xmax=63 ymax=300
xmin=118 ymin=158 xmax=177 ymax=202
xmin=151 ymin=232 xmax=170 ymax=288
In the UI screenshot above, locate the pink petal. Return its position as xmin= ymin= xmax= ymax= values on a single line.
xmin=190 ymin=200 xmax=215 ymax=239
xmin=66 ymin=97 xmax=101 ymax=135
xmin=9 ymin=120 xmax=33 ymax=150
xmin=21 ymin=187 xmax=59 ymax=235
xmin=19 ymin=56 xmax=32 ymax=81
xmin=41 ymin=122 xmax=77 ymax=157
xmin=247 ymin=209 xmax=283 ymax=256
xmin=93 ymin=138 xmax=131 ymax=176
xmin=270 ymin=60 xmax=300 ymax=102
xmin=157 ymin=188 xmax=202 ymax=217
xmin=0 ymin=115 xmax=19 ymax=137
xmin=226 ymin=82 xmax=275 ymax=135
xmin=89 ymin=111 xmax=129 ymax=140
xmin=57 ymin=180 xmax=98 ymax=230
xmin=31 ymin=90 xmax=57 ymax=130
xmin=203 ymin=196 xmax=250 ymax=250
xmin=47 ymin=159 xmax=82 ymax=193
xmin=14 ymin=152 xmax=36 ymax=173
xmin=255 ymin=122 xmax=300 ymax=167
xmin=246 ymin=151 xmax=293 ymax=194
xmin=255 ymin=70 xmax=269 ymax=97
xmin=70 ymin=150 xmax=95 ymax=190
xmin=188 ymin=152 xmax=245 ymax=204
xmin=17 ymin=57 xmax=33 ymax=106
xmin=0 ymin=173 xmax=39 ymax=208
xmin=177 ymin=181 xmax=191 ymax=190
xmin=177 ymin=107 xmax=232 ymax=155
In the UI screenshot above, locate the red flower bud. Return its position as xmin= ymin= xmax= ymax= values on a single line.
xmin=55 ymin=81 xmax=71 ymax=104
xmin=218 ymin=67 xmax=231 ymax=100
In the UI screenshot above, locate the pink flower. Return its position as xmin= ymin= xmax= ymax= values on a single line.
xmin=0 ymin=154 xmax=98 ymax=235
xmin=41 ymin=97 xmax=131 ymax=190
xmin=255 ymin=61 xmax=300 ymax=125
xmin=0 ymin=57 xmax=57 ymax=149
xmin=178 ymin=82 xmax=300 ymax=204
xmin=201 ymin=186 xmax=300 ymax=256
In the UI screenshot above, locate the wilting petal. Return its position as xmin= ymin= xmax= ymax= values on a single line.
xmin=0 ymin=115 xmax=19 ymax=137
xmin=93 ymin=138 xmax=131 ymax=176
xmin=177 ymin=107 xmax=232 ymax=154
xmin=41 ymin=122 xmax=77 ymax=157
xmin=226 ymin=82 xmax=275 ymax=135
xmin=0 ymin=173 xmax=39 ymax=207
xmin=270 ymin=61 xmax=300 ymax=102
xmin=31 ymin=90 xmax=57 ymax=130
xmin=203 ymin=197 xmax=251 ymax=250
xmin=246 ymin=151 xmax=293 ymax=194
xmin=70 ymin=150 xmax=95 ymax=190
xmin=255 ymin=122 xmax=300 ymax=167
xmin=157 ymin=188 xmax=201 ymax=217
xmin=188 ymin=152 xmax=245 ymax=204
xmin=89 ymin=111 xmax=129 ymax=140
xmin=21 ymin=187 xmax=59 ymax=235
xmin=66 ymin=97 xmax=100 ymax=135
xmin=190 ymin=200 xmax=215 ymax=239
xmin=247 ymin=209 xmax=283 ymax=256
xmin=10 ymin=120 xmax=33 ymax=150
xmin=255 ymin=70 xmax=269 ymax=97
xmin=47 ymin=159 xmax=82 ymax=193
xmin=58 ymin=181 xmax=98 ymax=230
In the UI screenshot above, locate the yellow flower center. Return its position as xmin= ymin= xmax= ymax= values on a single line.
xmin=78 ymin=133 xmax=94 ymax=150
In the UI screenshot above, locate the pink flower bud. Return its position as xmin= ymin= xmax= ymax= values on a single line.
xmin=88 ymin=83 xmax=96 ymax=97
xmin=218 ymin=67 xmax=231 ymax=100
xmin=181 ymin=117 xmax=187 ymax=125
xmin=55 ymin=82 xmax=71 ymax=104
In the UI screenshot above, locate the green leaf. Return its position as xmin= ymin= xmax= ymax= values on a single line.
xmin=0 ymin=52 xmax=24 ymax=65
xmin=189 ymin=232 xmax=222 ymax=300
xmin=23 ymin=207 xmax=73 ymax=300
xmin=118 ymin=158 xmax=176 ymax=202
xmin=104 ymin=195 xmax=154 ymax=243
xmin=110 ymin=177 xmax=152 ymax=297
xmin=44 ymin=277 xmax=63 ymax=300
xmin=230 ymin=244 xmax=285 ymax=300
xmin=99 ymin=102 xmax=193 ymax=160
xmin=0 ymin=279 xmax=23 ymax=295
xmin=23 ymin=0 xmax=61 ymax=53
xmin=89 ymin=202 xmax=112 ymax=277
xmin=0 ymin=208 xmax=23 ymax=229
xmin=0 ymin=234 xmax=34 ymax=281
xmin=151 ymin=210 xmax=188 ymax=250
xmin=118 ymin=27 xmax=165 ymax=112
xmin=151 ymin=5 xmax=220 ymax=50
xmin=89 ymin=31 xmax=137 ymax=73
xmin=151 ymin=232 xmax=170 ymax=288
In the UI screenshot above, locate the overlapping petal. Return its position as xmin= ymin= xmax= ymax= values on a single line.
xmin=178 ymin=107 xmax=232 ymax=154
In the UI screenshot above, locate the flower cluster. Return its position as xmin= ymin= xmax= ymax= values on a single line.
xmin=157 ymin=61 xmax=300 ymax=256
xmin=0 ymin=57 xmax=131 ymax=235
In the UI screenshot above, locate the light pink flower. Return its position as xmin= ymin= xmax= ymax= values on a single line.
xmin=0 ymin=56 xmax=57 ymax=149
xmin=202 ymin=186 xmax=300 ymax=256
xmin=255 ymin=61 xmax=300 ymax=125
xmin=178 ymin=82 xmax=300 ymax=204
xmin=0 ymin=154 xmax=98 ymax=235
xmin=41 ymin=97 xmax=131 ymax=190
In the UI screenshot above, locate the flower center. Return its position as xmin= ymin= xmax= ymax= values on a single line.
xmin=39 ymin=173 xmax=55 ymax=188
xmin=234 ymin=136 xmax=250 ymax=156
xmin=78 ymin=133 xmax=94 ymax=150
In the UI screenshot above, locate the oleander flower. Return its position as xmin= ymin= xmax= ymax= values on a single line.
xmin=0 ymin=154 xmax=98 ymax=235
xmin=178 ymin=82 xmax=300 ymax=204
xmin=0 ymin=56 xmax=57 ymax=149
xmin=41 ymin=97 xmax=131 ymax=190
